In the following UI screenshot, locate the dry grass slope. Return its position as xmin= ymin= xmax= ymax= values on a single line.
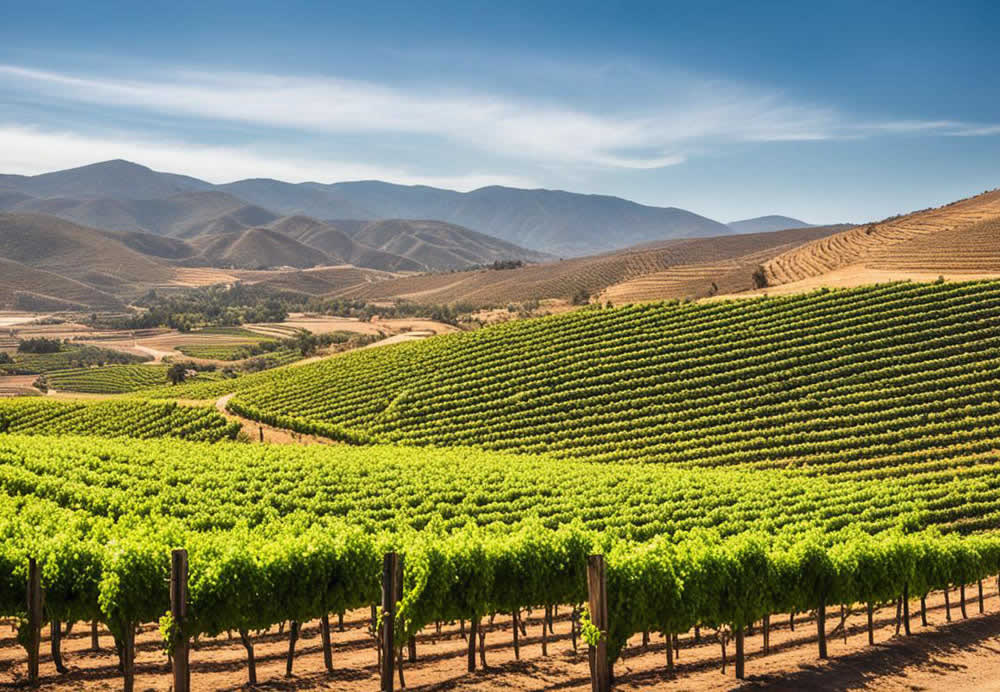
xmin=333 ymin=225 xmax=843 ymax=307
xmin=765 ymin=189 xmax=1000 ymax=285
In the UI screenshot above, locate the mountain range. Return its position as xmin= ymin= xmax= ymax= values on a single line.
xmin=0 ymin=160 xmax=818 ymax=257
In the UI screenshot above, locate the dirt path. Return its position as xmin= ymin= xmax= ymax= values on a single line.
xmin=1 ymin=586 xmax=998 ymax=690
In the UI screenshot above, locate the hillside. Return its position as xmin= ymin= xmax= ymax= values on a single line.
xmin=187 ymin=227 xmax=335 ymax=269
xmin=266 ymin=216 xmax=424 ymax=272
xmin=348 ymin=219 xmax=552 ymax=269
xmin=324 ymin=181 xmax=733 ymax=255
xmin=0 ymin=159 xmax=210 ymax=200
xmin=1 ymin=189 xmax=282 ymax=238
xmin=764 ymin=188 xmax=1000 ymax=287
xmin=727 ymin=215 xmax=812 ymax=233
xmin=166 ymin=280 xmax=1000 ymax=482
xmin=0 ymin=213 xmax=175 ymax=288
xmin=332 ymin=225 xmax=843 ymax=307
xmin=0 ymin=257 xmax=124 ymax=310
xmin=4 ymin=160 xmax=736 ymax=256
xmin=246 ymin=265 xmax=397 ymax=295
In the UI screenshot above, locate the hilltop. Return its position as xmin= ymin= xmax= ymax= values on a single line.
xmin=1 ymin=160 xmax=734 ymax=255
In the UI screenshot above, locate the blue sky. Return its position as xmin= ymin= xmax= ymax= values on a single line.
xmin=1 ymin=0 xmax=998 ymax=223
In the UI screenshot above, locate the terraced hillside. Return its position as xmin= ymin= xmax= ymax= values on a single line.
xmin=333 ymin=225 xmax=844 ymax=307
xmin=201 ymin=281 xmax=1000 ymax=477
xmin=765 ymin=188 xmax=1000 ymax=286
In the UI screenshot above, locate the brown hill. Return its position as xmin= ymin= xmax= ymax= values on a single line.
xmin=332 ymin=225 xmax=845 ymax=308
xmin=764 ymin=188 xmax=1000 ymax=286
xmin=5 ymin=190 xmax=280 ymax=238
xmin=0 ymin=213 xmax=175 ymax=287
xmin=0 ymin=257 xmax=124 ymax=310
xmin=187 ymin=228 xmax=336 ymax=269
xmin=241 ymin=266 xmax=397 ymax=295
xmin=350 ymin=219 xmax=552 ymax=269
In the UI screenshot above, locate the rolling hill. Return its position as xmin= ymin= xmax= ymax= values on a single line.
xmin=727 ymin=215 xmax=813 ymax=233
xmin=0 ymin=213 xmax=175 ymax=288
xmin=3 ymin=160 xmax=735 ymax=256
xmin=764 ymin=188 xmax=1000 ymax=288
xmin=346 ymin=219 xmax=553 ymax=269
xmin=186 ymin=227 xmax=336 ymax=270
xmin=332 ymin=225 xmax=846 ymax=308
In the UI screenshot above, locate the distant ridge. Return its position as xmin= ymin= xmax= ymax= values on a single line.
xmin=727 ymin=215 xmax=813 ymax=233
xmin=2 ymin=160 xmax=734 ymax=256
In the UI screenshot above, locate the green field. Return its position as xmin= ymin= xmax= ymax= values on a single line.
xmin=3 ymin=280 xmax=1000 ymax=678
xmin=0 ymin=399 xmax=240 ymax=441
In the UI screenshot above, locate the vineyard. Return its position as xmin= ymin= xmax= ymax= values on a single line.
xmin=1 ymin=433 xmax=1000 ymax=688
xmin=4 ymin=280 xmax=1000 ymax=689
xmin=45 ymin=364 xmax=169 ymax=393
xmin=205 ymin=281 xmax=1000 ymax=472
xmin=0 ymin=399 xmax=240 ymax=441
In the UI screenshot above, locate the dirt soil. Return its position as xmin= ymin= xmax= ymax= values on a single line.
xmin=2 ymin=586 xmax=999 ymax=690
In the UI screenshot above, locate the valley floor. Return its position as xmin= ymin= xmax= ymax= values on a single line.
xmin=2 ymin=587 xmax=998 ymax=690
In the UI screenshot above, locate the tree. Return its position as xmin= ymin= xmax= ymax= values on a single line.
xmin=167 ymin=363 xmax=188 ymax=385
xmin=751 ymin=266 xmax=768 ymax=290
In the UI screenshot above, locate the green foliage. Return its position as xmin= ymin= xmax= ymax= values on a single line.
xmin=0 ymin=399 xmax=240 ymax=441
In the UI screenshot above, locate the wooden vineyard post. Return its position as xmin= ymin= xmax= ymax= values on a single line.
xmin=960 ymin=584 xmax=968 ymax=619
xmin=51 ymin=619 xmax=66 ymax=674
xmin=171 ymin=549 xmax=190 ymax=692
xmin=763 ymin=614 xmax=770 ymax=655
xmin=867 ymin=602 xmax=874 ymax=645
xmin=321 ymin=614 xmax=334 ymax=672
xmin=380 ymin=552 xmax=400 ymax=692
xmin=587 ymin=554 xmax=610 ymax=692
xmin=903 ymin=584 xmax=911 ymax=635
xmin=123 ymin=622 xmax=136 ymax=692
xmin=734 ymin=626 xmax=745 ymax=680
xmin=817 ymin=598 xmax=827 ymax=660
xmin=512 ymin=609 xmax=520 ymax=660
xmin=27 ymin=558 xmax=41 ymax=687
xmin=979 ymin=580 xmax=985 ymax=614
xmin=91 ymin=621 xmax=100 ymax=651
xmin=921 ymin=595 xmax=928 ymax=626
xmin=467 ymin=617 xmax=478 ymax=672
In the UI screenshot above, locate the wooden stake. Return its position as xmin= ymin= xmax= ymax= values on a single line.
xmin=694 ymin=625 xmax=701 ymax=643
xmin=586 ymin=555 xmax=610 ymax=692
xmin=817 ymin=600 xmax=827 ymax=659
xmin=841 ymin=605 xmax=848 ymax=645
xmin=735 ymin=626 xmax=745 ymax=680
xmin=945 ymin=586 xmax=952 ymax=621
xmin=239 ymin=629 xmax=256 ymax=685
xmin=467 ymin=618 xmax=478 ymax=672
xmin=789 ymin=612 xmax=795 ymax=632
xmin=903 ymin=585 xmax=911 ymax=635
xmin=541 ymin=609 xmax=548 ymax=656
xmin=123 ymin=623 xmax=136 ymax=692
xmin=666 ymin=630 xmax=674 ymax=672
xmin=380 ymin=552 xmax=399 ymax=690
xmin=921 ymin=595 xmax=928 ymax=626
xmin=960 ymin=584 xmax=968 ymax=619
xmin=51 ymin=619 xmax=66 ymax=673
xmin=867 ymin=602 xmax=874 ymax=645
xmin=979 ymin=580 xmax=985 ymax=614
xmin=478 ymin=626 xmax=487 ymax=668
xmin=408 ymin=637 xmax=416 ymax=664
xmin=338 ymin=611 xmax=344 ymax=632
xmin=171 ymin=549 xmax=190 ymax=692
xmin=285 ymin=621 xmax=299 ymax=677
xmin=27 ymin=558 xmax=41 ymax=687
xmin=91 ymin=620 xmax=100 ymax=651
xmin=763 ymin=614 xmax=770 ymax=655
xmin=321 ymin=614 xmax=334 ymax=672
xmin=512 ymin=610 xmax=520 ymax=660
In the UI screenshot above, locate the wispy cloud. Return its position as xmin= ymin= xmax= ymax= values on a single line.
xmin=1 ymin=63 xmax=998 ymax=183
xmin=0 ymin=63 xmax=849 ymax=171
xmin=0 ymin=125 xmax=538 ymax=189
